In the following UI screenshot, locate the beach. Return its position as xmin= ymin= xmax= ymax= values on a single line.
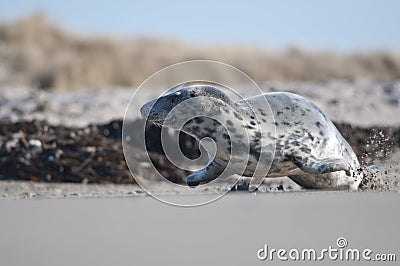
xmin=0 ymin=192 xmax=399 ymax=265
xmin=0 ymin=14 xmax=399 ymax=266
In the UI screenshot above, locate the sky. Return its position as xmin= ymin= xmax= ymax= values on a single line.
xmin=1 ymin=0 xmax=400 ymax=52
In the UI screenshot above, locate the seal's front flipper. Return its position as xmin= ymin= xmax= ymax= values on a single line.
xmin=186 ymin=161 xmax=224 ymax=187
xmin=186 ymin=170 xmax=207 ymax=187
xmin=289 ymin=156 xmax=351 ymax=176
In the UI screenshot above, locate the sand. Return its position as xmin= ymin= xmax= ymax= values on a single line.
xmin=0 ymin=192 xmax=399 ymax=265
xmin=1 ymin=80 xmax=399 ymax=127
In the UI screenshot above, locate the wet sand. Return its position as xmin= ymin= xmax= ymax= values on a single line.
xmin=0 ymin=192 xmax=398 ymax=265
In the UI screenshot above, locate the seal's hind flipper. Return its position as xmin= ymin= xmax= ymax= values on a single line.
xmin=288 ymin=155 xmax=351 ymax=176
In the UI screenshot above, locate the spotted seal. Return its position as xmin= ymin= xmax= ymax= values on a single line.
xmin=140 ymin=85 xmax=363 ymax=190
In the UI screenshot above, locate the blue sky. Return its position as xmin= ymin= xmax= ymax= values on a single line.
xmin=1 ymin=0 xmax=400 ymax=52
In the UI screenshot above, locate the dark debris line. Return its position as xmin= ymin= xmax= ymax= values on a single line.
xmin=0 ymin=119 xmax=399 ymax=184
xmin=0 ymin=120 xmax=131 ymax=183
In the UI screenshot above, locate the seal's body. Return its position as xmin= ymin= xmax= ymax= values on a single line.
xmin=141 ymin=85 xmax=362 ymax=190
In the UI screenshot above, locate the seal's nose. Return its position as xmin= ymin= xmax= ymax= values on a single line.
xmin=140 ymin=99 xmax=156 ymax=119
xmin=140 ymin=103 xmax=150 ymax=118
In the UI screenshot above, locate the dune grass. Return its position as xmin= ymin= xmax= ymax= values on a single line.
xmin=1 ymin=13 xmax=399 ymax=90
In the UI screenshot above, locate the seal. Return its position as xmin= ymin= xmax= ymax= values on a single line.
xmin=141 ymin=85 xmax=363 ymax=190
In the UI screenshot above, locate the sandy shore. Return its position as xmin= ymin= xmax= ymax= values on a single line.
xmin=0 ymin=192 xmax=398 ymax=265
xmin=0 ymin=181 xmax=145 ymax=199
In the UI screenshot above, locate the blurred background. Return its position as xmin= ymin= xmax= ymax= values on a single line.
xmin=0 ymin=0 xmax=400 ymax=90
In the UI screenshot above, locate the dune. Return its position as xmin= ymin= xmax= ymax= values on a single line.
xmin=1 ymin=13 xmax=400 ymax=90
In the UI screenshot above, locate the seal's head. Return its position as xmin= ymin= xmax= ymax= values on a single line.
xmin=140 ymin=85 xmax=233 ymax=128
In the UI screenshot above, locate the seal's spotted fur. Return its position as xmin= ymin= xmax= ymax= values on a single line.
xmin=141 ymin=85 xmax=363 ymax=190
